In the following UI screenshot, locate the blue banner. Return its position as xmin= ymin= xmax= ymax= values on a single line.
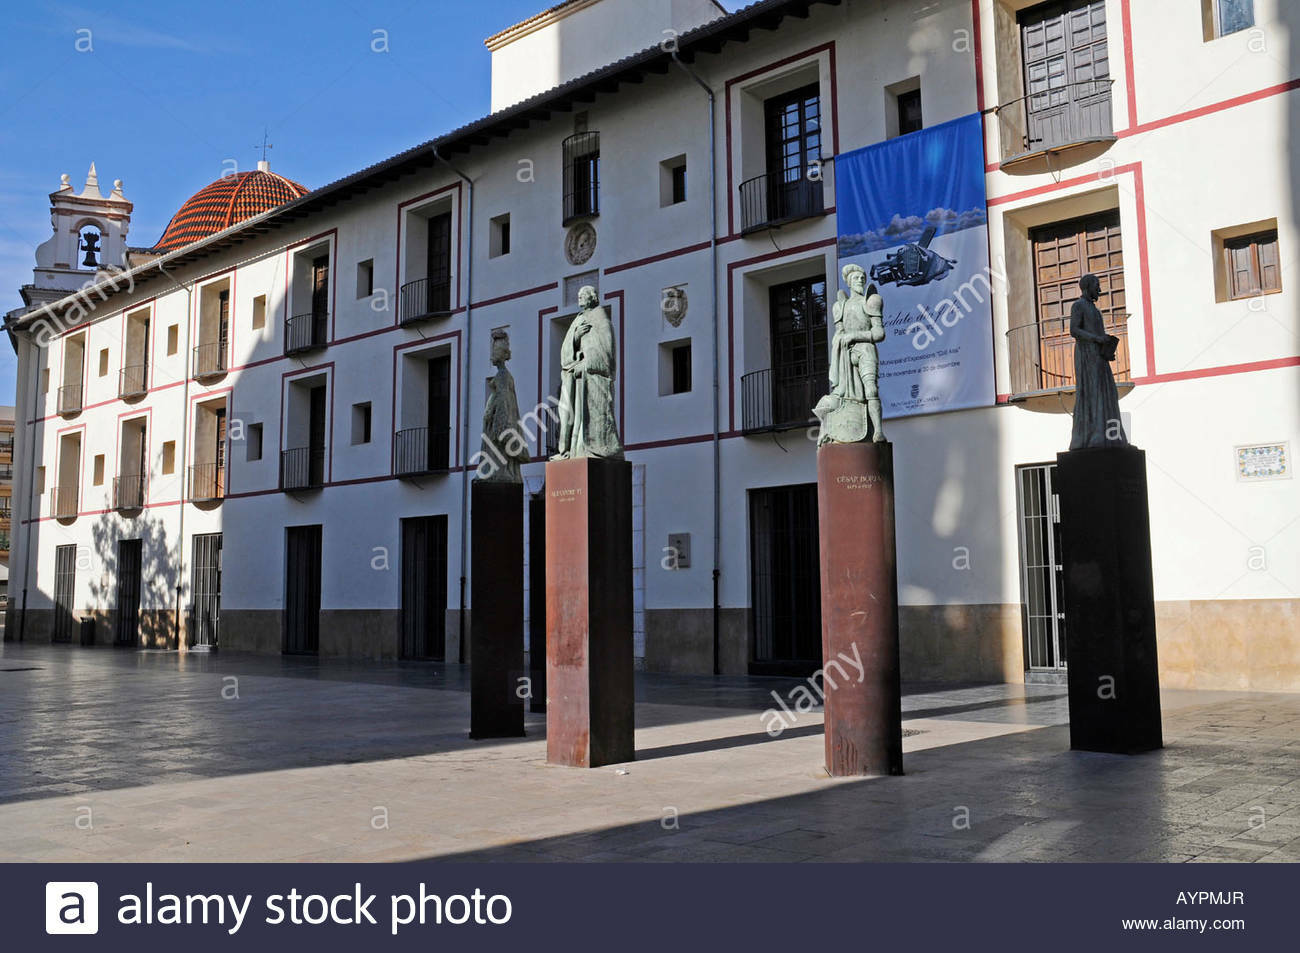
xmin=835 ymin=112 xmax=995 ymax=417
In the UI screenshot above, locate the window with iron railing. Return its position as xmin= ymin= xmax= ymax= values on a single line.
xmin=742 ymin=276 xmax=830 ymax=432
xmin=740 ymin=83 xmax=824 ymax=233
xmin=562 ymin=131 xmax=600 ymax=224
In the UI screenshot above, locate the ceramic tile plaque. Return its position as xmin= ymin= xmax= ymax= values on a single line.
xmin=1236 ymin=443 xmax=1289 ymax=481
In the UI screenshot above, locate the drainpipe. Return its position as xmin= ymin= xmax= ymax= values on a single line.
xmin=673 ymin=51 xmax=722 ymax=676
xmin=157 ymin=262 xmax=193 ymax=650
xmin=433 ymin=147 xmax=474 ymax=665
xmin=16 ymin=332 xmax=44 ymax=642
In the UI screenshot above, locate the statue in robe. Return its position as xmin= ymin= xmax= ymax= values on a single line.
xmin=552 ymin=285 xmax=624 ymax=460
xmin=1068 ymin=274 xmax=1128 ymax=451
xmin=814 ymin=263 xmax=887 ymax=445
xmin=477 ymin=329 xmax=530 ymax=482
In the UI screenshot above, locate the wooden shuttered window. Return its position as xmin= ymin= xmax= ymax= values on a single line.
xmin=1224 ymin=231 xmax=1281 ymax=300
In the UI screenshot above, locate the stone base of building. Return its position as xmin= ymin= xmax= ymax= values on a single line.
xmin=644 ymin=608 xmax=749 ymax=675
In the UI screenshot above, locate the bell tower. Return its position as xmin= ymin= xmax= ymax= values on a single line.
xmin=28 ymin=163 xmax=133 ymax=306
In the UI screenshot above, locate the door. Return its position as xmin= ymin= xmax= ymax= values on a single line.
xmin=284 ymin=525 xmax=322 ymax=654
xmin=1030 ymin=211 xmax=1129 ymax=388
xmin=769 ymin=276 xmax=829 ymax=429
xmin=217 ymin=289 xmax=230 ymax=371
xmin=426 ymin=354 xmax=452 ymax=471
xmin=141 ymin=316 xmax=151 ymax=383
xmin=425 ymin=213 xmax=452 ymax=314
xmin=214 ymin=407 xmax=227 ymax=497
xmin=1020 ymin=0 xmax=1111 ymax=151
xmin=191 ymin=533 xmax=222 ymax=648
xmin=308 ymin=385 xmax=327 ymax=486
xmin=52 ymin=544 xmax=77 ymax=644
xmin=311 ymin=254 xmax=330 ymax=343
xmin=764 ymin=82 xmax=822 ymax=221
xmin=749 ymin=484 xmax=822 ymax=675
xmin=401 ymin=515 xmax=448 ymax=660
xmin=1016 ymin=464 xmax=1067 ymax=674
xmin=114 ymin=539 xmax=142 ymax=647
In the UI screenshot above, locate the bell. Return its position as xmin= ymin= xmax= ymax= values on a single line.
xmin=80 ymin=233 xmax=101 ymax=267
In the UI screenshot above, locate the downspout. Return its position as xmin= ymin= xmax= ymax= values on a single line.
xmin=16 ymin=331 xmax=43 ymax=642
xmin=157 ymin=262 xmax=193 ymax=650
xmin=673 ymin=51 xmax=722 ymax=676
xmin=433 ymin=147 xmax=474 ymax=665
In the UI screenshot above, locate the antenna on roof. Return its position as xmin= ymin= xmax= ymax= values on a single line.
xmin=254 ymin=128 xmax=273 ymax=171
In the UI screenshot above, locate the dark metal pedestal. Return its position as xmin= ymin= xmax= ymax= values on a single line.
xmin=470 ymin=480 xmax=525 ymax=739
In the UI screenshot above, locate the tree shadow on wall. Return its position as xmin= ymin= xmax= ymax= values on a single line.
xmin=85 ymin=508 xmax=178 ymax=648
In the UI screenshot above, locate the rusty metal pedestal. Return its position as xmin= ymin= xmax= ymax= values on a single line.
xmin=544 ymin=457 xmax=635 ymax=768
xmin=469 ymin=480 xmax=526 ymax=739
xmin=816 ymin=441 xmax=903 ymax=777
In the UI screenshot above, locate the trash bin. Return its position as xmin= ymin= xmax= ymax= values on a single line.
xmin=79 ymin=618 xmax=95 ymax=646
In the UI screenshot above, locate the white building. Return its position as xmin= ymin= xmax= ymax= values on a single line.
xmin=4 ymin=0 xmax=1297 ymax=692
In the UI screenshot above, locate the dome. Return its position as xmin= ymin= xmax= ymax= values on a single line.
xmin=153 ymin=164 xmax=309 ymax=252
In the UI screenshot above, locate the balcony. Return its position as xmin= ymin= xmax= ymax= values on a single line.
xmin=57 ymin=382 xmax=83 ymax=416
xmin=741 ymin=367 xmax=829 ymax=434
xmin=280 ymin=446 xmax=325 ymax=492
xmin=285 ymin=311 xmax=329 ymax=356
xmin=562 ymin=130 xmax=600 ymax=225
xmin=191 ymin=342 xmax=227 ymax=380
xmin=739 ymin=172 xmax=824 ymax=234
xmin=994 ymin=79 xmax=1116 ymax=176
xmin=113 ymin=472 xmax=147 ymax=511
xmin=51 ymin=485 xmax=78 ymax=520
xmin=394 ymin=427 xmax=451 ymax=478
xmin=188 ymin=463 xmax=225 ymax=502
xmin=118 ymin=363 xmax=148 ymax=400
xmin=0 ymin=466 xmax=12 ymax=481
xmin=1005 ymin=314 xmax=1133 ymax=402
xmin=399 ymin=278 xmax=453 ymax=326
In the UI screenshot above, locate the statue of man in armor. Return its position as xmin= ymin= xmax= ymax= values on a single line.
xmin=816 ymin=263 xmax=887 ymax=444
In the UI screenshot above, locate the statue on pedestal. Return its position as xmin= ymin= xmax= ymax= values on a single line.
xmin=553 ymin=285 xmax=623 ymax=460
xmin=814 ymin=264 xmax=887 ymax=445
xmin=478 ymin=329 xmax=531 ymax=483
xmin=1068 ymin=273 xmax=1128 ymax=450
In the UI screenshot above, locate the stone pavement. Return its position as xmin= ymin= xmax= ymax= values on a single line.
xmin=1 ymin=643 xmax=1298 ymax=862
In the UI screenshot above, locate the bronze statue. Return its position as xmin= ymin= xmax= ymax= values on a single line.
xmin=478 ymin=329 xmax=531 ymax=482
xmin=1069 ymin=273 xmax=1128 ymax=450
xmin=553 ymin=286 xmax=623 ymax=460
xmin=814 ymin=263 xmax=886 ymax=445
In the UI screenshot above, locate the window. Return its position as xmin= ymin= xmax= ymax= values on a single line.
xmin=1016 ymin=1 xmax=1111 ymax=157
xmin=357 ymin=260 xmax=374 ymax=298
xmin=562 ymin=131 xmax=600 ymax=223
xmin=287 ymin=250 xmax=331 ymax=353
xmin=897 ymin=88 xmax=923 ymax=136
xmin=741 ymin=275 xmax=829 ymax=431
xmin=740 ymin=82 xmax=824 ymax=231
xmin=490 ymin=215 xmax=511 ymax=258
xmin=660 ymin=156 xmax=687 ymax=207
xmin=351 ymin=402 xmax=372 ymax=445
xmin=194 ymin=282 xmax=230 ymax=378
xmin=98 ymin=348 xmax=109 ymax=376
xmin=252 ymin=294 xmax=267 ymax=330
xmin=1204 ymin=0 xmax=1254 ymax=39
xmin=885 ymin=78 xmax=923 ymax=139
xmin=93 ymin=454 xmax=105 ymax=486
xmin=162 ymin=440 xmax=176 ymax=475
xmin=659 ymin=339 xmax=692 ymax=395
xmin=247 ymin=422 xmax=263 ymax=461
xmin=1214 ymin=223 xmax=1280 ymax=301
xmin=167 ymin=324 xmax=178 ymax=355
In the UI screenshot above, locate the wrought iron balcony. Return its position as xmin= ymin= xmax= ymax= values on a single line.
xmin=118 ymin=363 xmax=148 ymax=399
xmin=51 ymin=485 xmax=78 ymax=520
xmin=394 ymin=427 xmax=451 ymax=478
xmin=113 ymin=472 xmax=147 ymax=511
xmin=57 ymin=382 xmax=83 ymax=416
xmin=280 ymin=446 xmax=325 ymax=491
xmin=188 ymin=463 xmax=225 ymax=502
xmin=993 ymin=79 xmax=1116 ymax=175
xmin=284 ymin=311 xmax=329 ymax=356
xmin=741 ymin=367 xmax=829 ymax=434
xmin=398 ymin=277 xmax=453 ymax=326
xmin=562 ymin=130 xmax=600 ymax=224
xmin=738 ymin=171 xmax=825 ymax=234
xmin=1005 ymin=314 xmax=1132 ymax=400
xmin=191 ymin=342 xmax=227 ymax=379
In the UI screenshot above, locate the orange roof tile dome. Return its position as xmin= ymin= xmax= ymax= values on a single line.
xmin=153 ymin=162 xmax=309 ymax=252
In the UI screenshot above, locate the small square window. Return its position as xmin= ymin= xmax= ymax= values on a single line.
xmin=92 ymin=454 xmax=105 ymax=486
xmin=162 ymin=440 xmax=176 ymax=475
xmin=490 ymin=215 xmax=511 ymax=258
xmin=351 ymin=402 xmax=372 ymax=445
xmin=98 ymin=348 xmax=109 ymax=377
xmin=1204 ymin=0 xmax=1254 ymax=40
xmin=658 ymin=339 xmax=692 ymax=395
xmin=356 ymin=260 xmax=374 ymax=298
xmin=885 ymin=78 xmax=922 ymax=139
xmin=660 ymin=155 xmax=687 ymax=207
xmin=167 ymin=324 xmax=178 ymax=355
xmin=252 ymin=294 xmax=267 ymax=330
xmin=1212 ymin=220 xmax=1281 ymax=301
xmin=247 ymin=422 xmax=263 ymax=461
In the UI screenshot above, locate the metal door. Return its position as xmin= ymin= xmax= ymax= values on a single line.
xmin=749 ymin=484 xmax=822 ymax=674
xmin=114 ymin=539 xmax=142 ymax=646
xmin=401 ymin=515 xmax=448 ymax=660
xmin=52 ymin=544 xmax=77 ymax=644
xmin=284 ymin=525 xmax=322 ymax=654
xmin=191 ymin=533 xmax=222 ymax=648
xmin=1016 ymin=464 xmax=1067 ymax=672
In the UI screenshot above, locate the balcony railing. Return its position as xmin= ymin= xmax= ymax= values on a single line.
xmin=1006 ymin=314 xmax=1132 ymax=399
xmin=51 ymin=485 xmax=78 ymax=520
xmin=118 ymin=363 xmax=148 ymax=399
xmin=57 ymin=381 xmax=83 ymax=416
xmin=0 ymin=466 xmax=12 ymax=481
xmin=739 ymin=172 xmax=825 ymax=234
xmin=280 ymin=446 xmax=325 ymax=491
xmin=399 ymin=277 xmax=453 ymax=326
xmin=113 ymin=472 xmax=147 ymax=511
xmin=285 ymin=311 xmax=329 ymax=356
xmin=188 ymin=463 xmax=226 ymax=502
xmin=994 ymin=79 xmax=1115 ymax=174
xmin=191 ymin=342 xmax=227 ymax=379
xmin=394 ymin=427 xmax=451 ymax=477
xmin=562 ymin=130 xmax=600 ymax=224
xmin=741 ymin=367 xmax=830 ymax=434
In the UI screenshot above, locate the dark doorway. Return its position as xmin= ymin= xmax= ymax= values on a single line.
xmin=284 ymin=525 xmax=322 ymax=654
xmin=191 ymin=533 xmax=222 ymax=649
xmin=749 ymin=484 xmax=822 ymax=675
xmin=401 ymin=515 xmax=448 ymax=660
xmin=52 ymin=544 xmax=77 ymax=644
xmin=426 ymin=354 xmax=452 ymax=471
xmin=426 ymin=212 xmax=452 ymax=314
xmin=114 ymin=539 xmax=142 ymax=647
xmin=308 ymin=385 xmax=327 ymax=486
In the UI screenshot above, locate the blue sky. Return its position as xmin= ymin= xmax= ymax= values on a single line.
xmin=0 ymin=1 xmax=738 ymax=403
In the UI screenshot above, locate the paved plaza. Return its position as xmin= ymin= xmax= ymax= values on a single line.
xmin=1 ymin=643 xmax=1299 ymax=862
